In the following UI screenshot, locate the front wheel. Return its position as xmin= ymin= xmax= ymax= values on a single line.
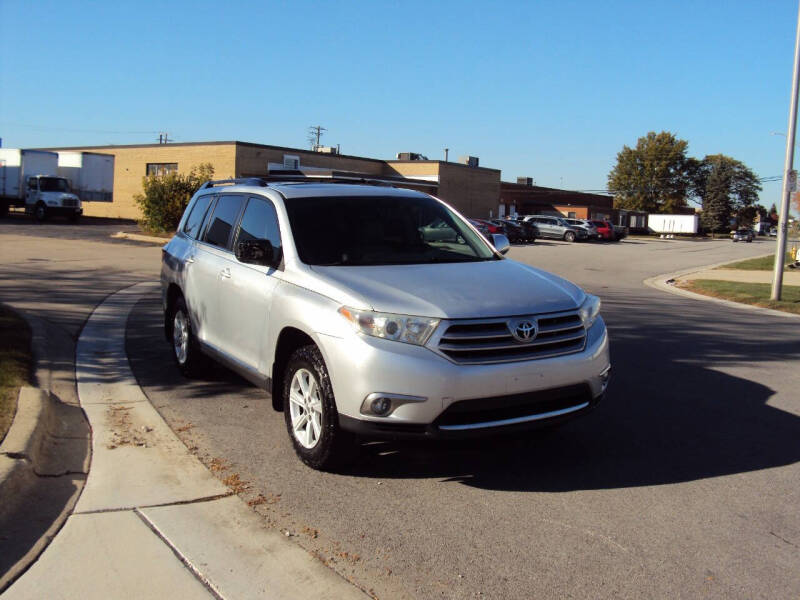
xmin=34 ymin=203 xmax=47 ymax=222
xmin=564 ymin=231 xmax=576 ymax=243
xmin=283 ymin=345 xmax=354 ymax=471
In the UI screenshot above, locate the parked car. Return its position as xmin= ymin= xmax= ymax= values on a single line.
xmin=474 ymin=219 xmax=503 ymax=235
xmin=515 ymin=219 xmax=539 ymax=243
xmin=589 ymin=220 xmax=619 ymax=242
xmin=488 ymin=219 xmax=527 ymax=244
xmin=564 ymin=218 xmax=599 ymax=240
xmin=468 ymin=219 xmax=490 ymax=238
xmin=523 ymin=215 xmax=588 ymax=242
xmin=161 ymin=177 xmax=610 ymax=470
xmin=770 ymin=226 xmax=778 ymax=237
xmin=732 ymin=228 xmax=754 ymax=242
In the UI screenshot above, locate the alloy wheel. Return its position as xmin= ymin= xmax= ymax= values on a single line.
xmin=289 ymin=368 xmax=323 ymax=449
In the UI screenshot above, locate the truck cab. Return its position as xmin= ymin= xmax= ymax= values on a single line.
xmin=25 ymin=175 xmax=82 ymax=222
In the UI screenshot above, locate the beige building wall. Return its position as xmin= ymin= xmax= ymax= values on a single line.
xmin=386 ymin=161 xmax=500 ymax=218
xmin=436 ymin=162 xmax=500 ymax=218
xmin=46 ymin=143 xmax=237 ymax=219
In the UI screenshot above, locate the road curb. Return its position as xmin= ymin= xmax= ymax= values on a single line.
xmin=643 ymin=254 xmax=800 ymax=321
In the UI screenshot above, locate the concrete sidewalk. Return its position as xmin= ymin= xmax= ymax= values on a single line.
xmin=2 ymin=283 xmax=366 ymax=600
xmin=679 ymin=267 xmax=800 ymax=285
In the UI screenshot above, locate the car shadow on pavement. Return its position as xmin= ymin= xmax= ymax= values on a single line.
xmin=343 ymin=290 xmax=800 ymax=491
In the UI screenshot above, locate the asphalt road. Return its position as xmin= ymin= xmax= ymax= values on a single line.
xmin=1 ymin=217 xmax=798 ymax=599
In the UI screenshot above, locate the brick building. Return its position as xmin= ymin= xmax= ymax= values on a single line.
xmin=499 ymin=179 xmax=648 ymax=232
xmin=44 ymin=141 xmax=501 ymax=221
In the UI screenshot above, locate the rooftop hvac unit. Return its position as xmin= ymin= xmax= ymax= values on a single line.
xmin=517 ymin=177 xmax=533 ymax=186
xmin=316 ymin=146 xmax=338 ymax=154
xmin=396 ymin=152 xmax=428 ymax=161
xmin=459 ymin=156 xmax=479 ymax=167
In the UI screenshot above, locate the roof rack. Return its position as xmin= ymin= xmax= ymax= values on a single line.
xmin=199 ymin=169 xmax=437 ymax=190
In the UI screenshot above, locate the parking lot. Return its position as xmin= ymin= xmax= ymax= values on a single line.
xmin=1 ymin=216 xmax=798 ymax=599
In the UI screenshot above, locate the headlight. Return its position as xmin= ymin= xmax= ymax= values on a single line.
xmin=338 ymin=307 xmax=439 ymax=346
xmin=578 ymin=294 xmax=601 ymax=329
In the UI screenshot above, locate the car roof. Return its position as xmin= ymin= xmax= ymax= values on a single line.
xmin=207 ymin=181 xmax=432 ymax=200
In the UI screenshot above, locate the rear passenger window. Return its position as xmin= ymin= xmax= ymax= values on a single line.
xmin=204 ymin=195 xmax=244 ymax=249
xmin=183 ymin=195 xmax=213 ymax=239
xmin=236 ymin=197 xmax=282 ymax=255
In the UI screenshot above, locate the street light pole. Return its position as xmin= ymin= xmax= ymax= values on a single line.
xmin=772 ymin=0 xmax=800 ymax=301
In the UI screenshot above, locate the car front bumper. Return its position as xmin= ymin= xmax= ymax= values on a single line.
xmin=317 ymin=318 xmax=610 ymax=439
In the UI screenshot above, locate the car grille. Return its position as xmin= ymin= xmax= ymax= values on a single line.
xmin=62 ymin=198 xmax=78 ymax=207
xmin=435 ymin=311 xmax=586 ymax=364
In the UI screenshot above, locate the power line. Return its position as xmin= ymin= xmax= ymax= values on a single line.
xmin=307 ymin=125 xmax=326 ymax=151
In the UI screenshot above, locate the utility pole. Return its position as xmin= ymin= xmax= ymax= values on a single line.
xmin=308 ymin=125 xmax=326 ymax=151
xmin=444 ymin=148 xmax=449 ymax=162
xmin=772 ymin=0 xmax=800 ymax=300
xmin=158 ymin=132 xmax=170 ymax=144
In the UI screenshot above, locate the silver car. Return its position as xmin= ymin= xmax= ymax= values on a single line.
xmin=523 ymin=215 xmax=588 ymax=242
xmin=161 ymin=177 xmax=611 ymax=470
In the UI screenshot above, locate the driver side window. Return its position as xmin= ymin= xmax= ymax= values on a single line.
xmin=235 ymin=196 xmax=282 ymax=257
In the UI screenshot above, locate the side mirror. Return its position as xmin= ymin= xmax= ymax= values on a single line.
xmin=492 ymin=233 xmax=510 ymax=255
xmin=236 ymin=239 xmax=276 ymax=267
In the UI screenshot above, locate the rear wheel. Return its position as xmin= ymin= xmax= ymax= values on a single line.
xmin=283 ymin=345 xmax=354 ymax=471
xmin=564 ymin=231 xmax=576 ymax=243
xmin=168 ymin=296 xmax=204 ymax=376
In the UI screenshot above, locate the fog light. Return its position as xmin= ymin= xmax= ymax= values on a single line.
xmin=360 ymin=392 xmax=428 ymax=417
xmin=600 ymin=366 xmax=611 ymax=391
xmin=370 ymin=397 xmax=392 ymax=416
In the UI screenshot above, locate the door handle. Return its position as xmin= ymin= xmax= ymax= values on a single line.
xmin=219 ymin=268 xmax=231 ymax=279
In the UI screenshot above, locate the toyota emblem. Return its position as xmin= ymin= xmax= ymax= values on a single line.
xmin=510 ymin=318 xmax=537 ymax=343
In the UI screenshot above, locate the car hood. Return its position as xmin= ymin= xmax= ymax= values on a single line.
xmin=308 ymin=259 xmax=585 ymax=319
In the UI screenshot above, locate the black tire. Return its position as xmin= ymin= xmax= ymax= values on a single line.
xmin=68 ymin=212 xmax=80 ymax=223
xmin=0 ymin=204 xmax=8 ymax=218
xmin=167 ymin=296 xmax=204 ymax=376
xmin=283 ymin=345 xmax=354 ymax=471
xmin=34 ymin=203 xmax=47 ymax=222
xmin=564 ymin=230 xmax=576 ymax=243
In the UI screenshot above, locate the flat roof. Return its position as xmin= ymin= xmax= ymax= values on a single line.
xmin=41 ymin=140 xmax=391 ymax=166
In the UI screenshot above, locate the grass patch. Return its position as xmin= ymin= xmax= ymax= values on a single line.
xmin=682 ymin=279 xmax=800 ymax=314
xmin=0 ymin=306 xmax=33 ymax=443
xmin=718 ymin=252 xmax=795 ymax=271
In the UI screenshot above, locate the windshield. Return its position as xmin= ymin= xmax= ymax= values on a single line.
xmin=39 ymin=177 xmax=70 ymax=192
xmin=284 ymin=194 xmax=497 ymax=266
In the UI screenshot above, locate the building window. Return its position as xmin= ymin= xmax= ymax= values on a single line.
xmin=146 ymin=163 xmax=178 ymax=177
xmin=567 ymin=211 xmax=576 ymax=218
xmin=283 ymin=155 xmax=300 ymax=169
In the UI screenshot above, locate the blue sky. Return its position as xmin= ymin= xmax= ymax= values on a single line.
xmin=1 ymin=0 xmax=798 ymax=207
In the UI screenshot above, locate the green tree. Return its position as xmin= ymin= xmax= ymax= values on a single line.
xmin=608 ymin=131 xmax=693 ymax=213
xmin=134 ymin=163 xmax=215 ymax=232
xmin=695 ymin=154 xmax=761 ymax=232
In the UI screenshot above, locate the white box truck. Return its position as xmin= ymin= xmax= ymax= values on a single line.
xmin=0 ymin=149 xmax=82 ymax=220
xmin=57 ymin=151 xmax=114 ymax=202
xmin=648 ymin=214 xmax=699 ymax=234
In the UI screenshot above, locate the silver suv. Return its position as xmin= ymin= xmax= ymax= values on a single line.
xmin=161 ymin=177 xmax=611 ymax=470
xmin=523 ymin=215 xmax=588 ymax=242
